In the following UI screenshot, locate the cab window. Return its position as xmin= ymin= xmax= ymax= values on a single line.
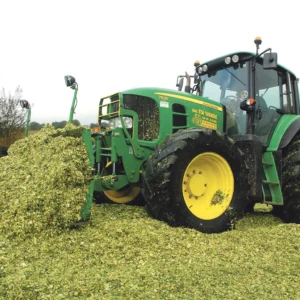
xmin=254 ymin=63 xmax=285 ymax=144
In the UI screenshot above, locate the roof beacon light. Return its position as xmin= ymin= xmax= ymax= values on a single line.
xmin=254 ymin=36 xmax=262 ymax=55
xmin=194 ymin=60 xmax=200 ymax=67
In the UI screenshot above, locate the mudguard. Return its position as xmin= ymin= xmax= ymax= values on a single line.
xmin=268 ymin=115 xmax=300 ymax=151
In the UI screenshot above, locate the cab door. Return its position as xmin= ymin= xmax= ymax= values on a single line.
xmin=254 ymin=63 xmax=293 ymax=145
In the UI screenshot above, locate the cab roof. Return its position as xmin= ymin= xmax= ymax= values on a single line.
xmin=199 ymin=51 xmax=296 ymax=78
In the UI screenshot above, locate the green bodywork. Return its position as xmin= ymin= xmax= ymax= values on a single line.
xmin=93 ymin=88 xmax=224 ymax=190
xmin=79 ymin=88 xmax=225 ymax=219
xmin=267 ymin=115 xmax=300 ymax=151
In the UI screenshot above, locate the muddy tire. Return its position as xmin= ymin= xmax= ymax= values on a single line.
xmin=244 ymin=202 xmax=255 ymax=213
xmin=93 ymin=186 xmax=144 ymax=206
xmin=271 ymin=205 xmax=283 ymax=218
xmin=282 ymin=134 xmax=300 ymax=223
xmin=142 ymin=128 xmax=250 ymax=233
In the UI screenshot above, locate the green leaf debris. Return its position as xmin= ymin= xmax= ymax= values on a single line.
xmin=0 ymin=125 xmax=299 ymax=299
xmin=0 ymin=204 xmax=299 ymax=299
xmin=0 ymin=124 xmax=93 ymax=238
xmin=211 ymin=189 xmax=225 ymax=205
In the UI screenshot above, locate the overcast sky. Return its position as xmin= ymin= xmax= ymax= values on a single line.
xmin=1 ymin=0 xmax=299 ymax=125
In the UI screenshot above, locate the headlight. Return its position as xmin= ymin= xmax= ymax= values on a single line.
xmin=197 ymin=67 xmax=203 ymax=74
xmin=109 ymin=118 xmax=122 ymax=128
xmin=202 ymin=64 xmax=208 ymax=72
xmin=122 ymin=117 xmax=133 ymax=128
xmin=102 ymin=117 xmax=133 ymax=130
xmin=232 ymin=55 xmax=239 ymax=63
xmin=225 ymin=56 xmax=231 ymax=64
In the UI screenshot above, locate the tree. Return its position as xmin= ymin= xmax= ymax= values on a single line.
xmin=72 ymin=119 xmax=81 ymax=126
xmin=29 ymin=121 xmax=42 ymax=131
xmin=90 ymin=123 xmax=99 ymax=128
xmin=0 ymin=86 xmax=26 ymax=143
xmin=51 ymin=121 xmax=67 ymax=129
xmin=51 ymin=120 xmax=81 ymax=129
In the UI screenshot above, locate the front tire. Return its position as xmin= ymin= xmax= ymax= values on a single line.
xmin=143 ymin=128 xmax=249 ymax=233
xmin=94 ymin=186 xmax=144 ymax=206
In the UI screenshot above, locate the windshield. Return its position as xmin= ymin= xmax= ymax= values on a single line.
xmin=198 ymin=63 xmax=249 ymax=104
xmin=197 ymin=62 xmax=250 ymax=134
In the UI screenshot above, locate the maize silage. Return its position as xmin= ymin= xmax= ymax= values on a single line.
xmin=0 ymin=204 xmax=299 ymax=299
xmin=0 ymin=124 xmax=93 ymax=238
xmin=0 ymin=125 xmax=299 ymax=299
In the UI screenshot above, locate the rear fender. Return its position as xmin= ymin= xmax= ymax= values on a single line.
xmin=268 ymin=115 xmax=300 ymax=151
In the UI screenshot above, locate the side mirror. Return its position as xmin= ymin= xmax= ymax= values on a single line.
xmin=177 ymin=77 xmax=184 ymax=91
xmin=263 ymin=52 xmax=277 ymax=69
xmin=64 ymin=75 xmax=76 ymax=87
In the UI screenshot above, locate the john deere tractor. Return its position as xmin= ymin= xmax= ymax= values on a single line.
xmin=75 ymin=37 xmax=300 ymax=233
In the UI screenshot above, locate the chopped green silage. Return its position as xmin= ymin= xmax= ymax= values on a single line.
xmin=0 ymin=204 xmax=299 ymax=299
xmin=0 ymin=125 xmax=299 ymax=299
xmin=0 ymin=124 xmax=92 ymax=238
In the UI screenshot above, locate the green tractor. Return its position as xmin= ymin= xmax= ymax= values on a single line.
xmin=74 ymin=37 xmax=300 ymax=233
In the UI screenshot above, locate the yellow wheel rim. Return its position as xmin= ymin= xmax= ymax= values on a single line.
xmin=182 ymin=152 xmax=234 ymax=220
xmin=104 ymin=187 xmax=140 ymax=204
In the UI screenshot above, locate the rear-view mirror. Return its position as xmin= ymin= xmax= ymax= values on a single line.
xmin=263 ymin=53 xmax=278 ymax=69
xmin=177 ymin=77 xmax=184 ymax=91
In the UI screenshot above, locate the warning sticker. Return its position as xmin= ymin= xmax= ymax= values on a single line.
xmin=192 ymin=108 xmax=218 ymax=130
xmin=160 ymin=101 xmax=169 ymax=108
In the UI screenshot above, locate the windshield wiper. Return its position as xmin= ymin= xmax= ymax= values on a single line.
xmin=224 ymin=68 xmax=246 ymax=87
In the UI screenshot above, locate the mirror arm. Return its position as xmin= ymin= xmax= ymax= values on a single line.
xmin=184 ymin=72 xmax=191 ymax=93
xmin=255 ymin=48 xmax=272 ymax=59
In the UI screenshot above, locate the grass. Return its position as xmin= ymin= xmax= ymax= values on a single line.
xmin=0 ymin=203 xmax=299 ymax=300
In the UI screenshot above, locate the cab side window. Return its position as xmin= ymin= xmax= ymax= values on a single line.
xmin=255 ymin=63 xmax=293 ymax=112
xmin=255 ymin=63 xmax=281 ymax=109
xmin=254 ymin=63 xmax=283 ymax=144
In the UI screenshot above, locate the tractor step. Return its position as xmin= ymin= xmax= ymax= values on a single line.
xmin=261 ymin=152 xmax=283 ymax=205
xmin=262 ymin=161 xmax=273 ymax=167
xmin=262 ymin=180 xmax=279 ymax=185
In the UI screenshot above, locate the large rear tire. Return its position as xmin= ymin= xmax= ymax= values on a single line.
xmin=282 ymin=134 xmax=300 ymax=223
xmin=142 ymin=128 xmax=249 ymax=233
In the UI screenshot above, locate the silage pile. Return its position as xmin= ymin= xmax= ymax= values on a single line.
xmin=0 ymin=124 xmax=93 ymax=238
xmin=0 ymin=204 xmax=299 ymax=299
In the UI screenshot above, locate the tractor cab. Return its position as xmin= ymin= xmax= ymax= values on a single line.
xmin=178 ymin=37 xmax=299 ymax=146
